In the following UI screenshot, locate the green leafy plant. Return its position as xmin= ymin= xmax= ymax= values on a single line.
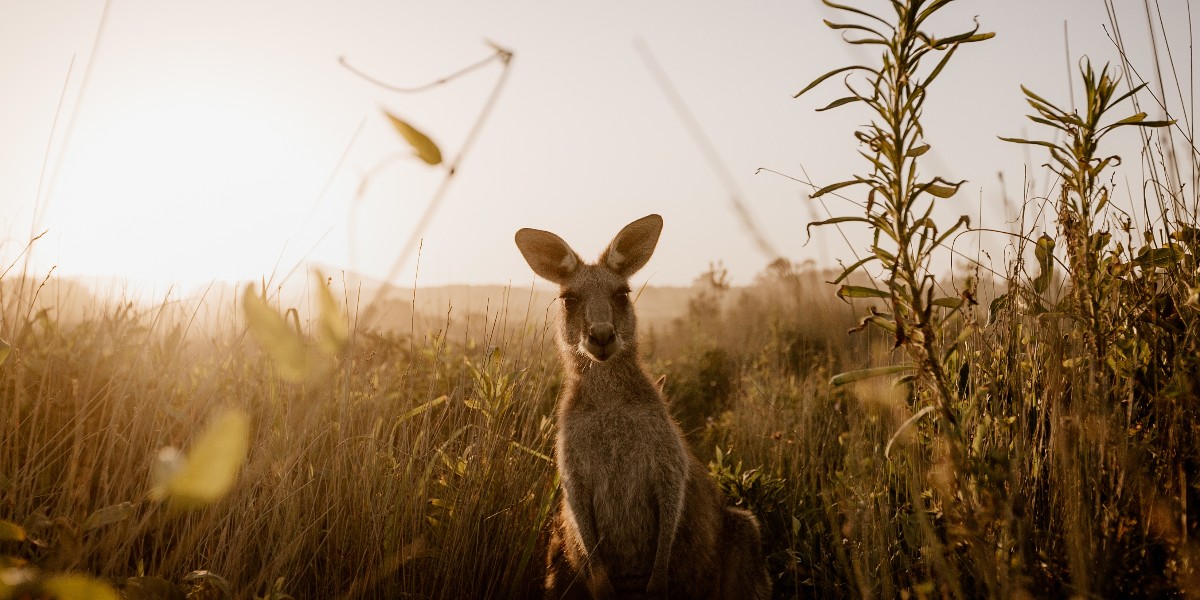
xmin=1001 ymin=60 xmax=1176 ymax=360
xmin=797 ymin=0 xmax=990 ymax=425
xmin=796 ymin=0 xmax=995 ymax=590
xmin=996 ymin=59 xmax=1198 ymax=597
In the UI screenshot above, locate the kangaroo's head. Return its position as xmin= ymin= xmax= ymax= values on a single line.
xmin=515 ymin=214 xmax=662 ymax=363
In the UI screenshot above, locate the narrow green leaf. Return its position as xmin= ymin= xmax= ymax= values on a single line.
xmin=931 ymin=25 xmax=994 ymax=49
xmin=816 ymin=96 xmax=862 ymax=111
xmin=1028 ymin=114 xmax=1072 ymax=132
xmin=873 ymin=246 xmax=896 ymax=264
xmin=849 ymin=312 xmax=897 ymax=334
xmin=912 ymin=217 xmax=938 ymax=232
xmin=837 ymin=285 xmax=890 ymax=300
xmin=1099 ymin=115 xmax=1175 ymax=134
xmin=845 ymin=37 xmax=889 ymax=46
xmin=906 ymin=144 xmax=931 ymax=157
xmin=1088 ymin=155 xmax=1120 ymax=179
xmin=922 ymin=42 xmax=959 ymax=88
xmin=924 ymin=184 xmax=959 ymax=198
xmin=1019 ymin=85 xmax=1067 ymax=115
xmin=821 ymin=0 xmax=894 ymax=28
xmin=823 ymin=20 xmax=886 ymax=41
xmin=1111 ymin=112 xmax=1147 ymax=126
xmin=961 ymin=32 xmax=996 ymax=43
xmin=830 ymin=364 xmax=916 ymax=387
xmin=914 ymin=0 xmax=954 ymax=27
xmin=913 ymin=177 xmax=966 ymax=200
xmin=999 ymin=136 xmax=1061 ymax=151
xmin=933 ymin=215 xmax=971 ymax=248
xmin=806 ymin=216 xmax=873 ymax=244
xmin=829 ymin=255 xmax=879 ymax=285
xmin=383 ymin=110 xmax=442 ymax=166
xmin=1110 ymin=82 xmax=1149 ymax=108
xmin=810 ymin=179 xmax=864 ymax=198
xmin=795 ymin=65 xmax=877 ymax=98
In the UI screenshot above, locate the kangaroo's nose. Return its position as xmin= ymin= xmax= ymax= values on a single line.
xmin=588 ymin=323 xmax=615 ymax=346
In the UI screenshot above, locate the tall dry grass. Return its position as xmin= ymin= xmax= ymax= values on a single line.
xmin=1 ymin=280 xmax=565 ymax=598
xmin=3 ymin=1 xmax=1200 ymax=598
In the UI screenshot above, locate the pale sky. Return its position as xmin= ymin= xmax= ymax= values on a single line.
xmin=1 ymin=1 xmax=1194 ymax=296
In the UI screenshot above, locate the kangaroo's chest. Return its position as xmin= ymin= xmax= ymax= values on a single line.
xmin=557 ymin=400 xmax=687 ymax=570
xmin=558 ymin=402 xmax=683 ymax=484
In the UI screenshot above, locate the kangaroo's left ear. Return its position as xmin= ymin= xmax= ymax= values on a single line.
xmin=515 ymin=227 xmax=581 ymax=286
xmin=600 ymin=214 xmax=663 ymax=278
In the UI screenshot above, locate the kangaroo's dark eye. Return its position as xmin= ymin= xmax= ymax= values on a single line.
xmin=560 ymin=294 xmax=579 ymax=308
xmin=613 ymin=290 xmax=630 ymax=304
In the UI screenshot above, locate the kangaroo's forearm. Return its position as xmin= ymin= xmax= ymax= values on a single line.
xmin=565 ymin=487 xmax=603 ymax=565
xmin=649 ymin=477 xmax=686 ymax=586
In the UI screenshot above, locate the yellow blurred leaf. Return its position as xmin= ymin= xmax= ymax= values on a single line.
xmin=0 ymin=554 xmax=28 ymax=568
xmin=42 ymin=574 xmax=121 ymax=600
xmin=0 ymin=519 xmax=26 ymax=541
xmin=243 ymin=287 xmax=308 ymax=383
xmin=162 ymin=409 xmax=250 ymax=509
xmin=150 ymin=447 xmax=184 ymax=500
xmin=314 ymin=272 xmax=347 ymax=358
xmin=383 ymin=110 xmax=442 ymax=165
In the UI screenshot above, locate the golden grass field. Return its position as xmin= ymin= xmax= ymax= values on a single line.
xmin=4 ymin=1 xmax=1200 ymax=598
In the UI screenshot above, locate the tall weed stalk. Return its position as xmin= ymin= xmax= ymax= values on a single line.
xmin=797 ymin=0 xmax=997 ymax=594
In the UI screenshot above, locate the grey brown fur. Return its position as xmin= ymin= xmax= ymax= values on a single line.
xmin=515 ymin=214 xmax=770 ymax=599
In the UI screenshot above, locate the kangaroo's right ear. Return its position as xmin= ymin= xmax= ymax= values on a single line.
xmin=600 ymin=214 xmax=663 ymax=278
xmin=515 ymin=228 xmax=581 ymax=285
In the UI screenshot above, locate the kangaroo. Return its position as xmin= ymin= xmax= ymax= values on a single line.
xmin=515 ymin=214 xmax=770 ymax=599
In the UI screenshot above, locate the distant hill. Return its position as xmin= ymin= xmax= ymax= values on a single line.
xmin=359 ymin=283 xmax=697 ymax=337
xmin=2 ymin=262 xmax=891 ymax=345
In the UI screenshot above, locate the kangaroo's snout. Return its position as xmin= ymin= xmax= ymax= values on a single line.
xmin=588 ymin=323 xmax=615 ymax=346
xmin=582 ymin=320 xmax=620 ymax=361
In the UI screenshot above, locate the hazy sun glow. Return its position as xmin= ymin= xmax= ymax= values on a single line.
xmin=40 ymin=80 xmax=349 ymax=291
